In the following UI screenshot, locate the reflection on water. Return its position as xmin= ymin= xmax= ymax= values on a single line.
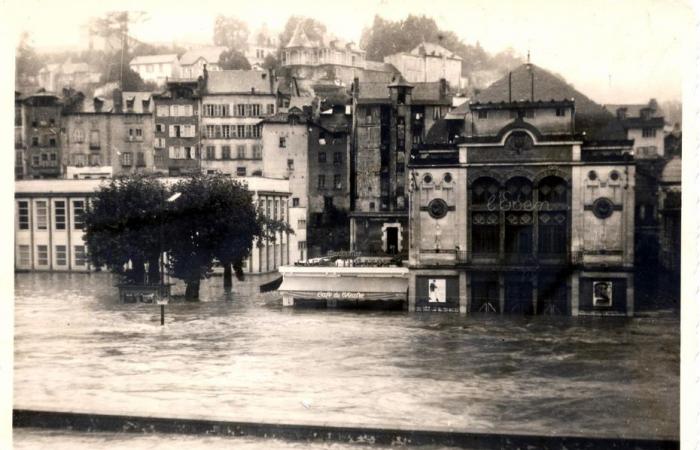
xmin=14 ymin=273 xmax=679 ymax=440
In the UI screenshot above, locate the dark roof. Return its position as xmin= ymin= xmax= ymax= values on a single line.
xmin=261 ymin=110 xmax=309 ymax=125
xmin=448 ymin=63 xmax=627 ymax=142
xmin=206 ymin=70 xmax=276 ymax=95
xmin=620 ymin=117 xmax=665 ymax=129
xmin=412 ymin=81 xmax=452 ymax=105
xmin=356 ymin=82 xmax=391 ymax=103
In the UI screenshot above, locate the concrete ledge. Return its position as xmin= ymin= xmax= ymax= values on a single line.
xmin=13 ymin=409 xmax=679 ymax=449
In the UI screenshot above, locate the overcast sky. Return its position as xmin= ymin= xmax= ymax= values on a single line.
xmin=6 ymin=0 xmax=694 ymax=104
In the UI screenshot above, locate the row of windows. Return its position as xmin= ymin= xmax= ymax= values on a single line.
xmin=316 ymin=174 xmax=343 ymax=190
xmin=30 ymin=152 xmax=58 ymax=167
xmin=203 ymin=103 xmax=275 ymax=117
xmin=156 ymin=104 xmax=195 ymax=117
xmin=203 ymin=144 xmax=262 ymax=160
xmin=642 ymin=128 xmax=657 ymax=138
xmin=316 ymin=151 xmax=343 ymax=164
xmin=476 ymin=109 xmax=566 ymax=120
xmin=204 ymin=124 xmax=262 ymax=139
xmin=258 ymin=198 xmax=286 ymax=221
xmin=155 ymin=124 xmax=196 ymax=138
xmin=17 ymin=200 xmax=85 ymax=231
xmin=168 ymin=146 xmax=198 ymax=160
xmin=30 ymin=135 xmax=57 ymax=147
xmin=17 ymin=244 xmax=87 ymax=267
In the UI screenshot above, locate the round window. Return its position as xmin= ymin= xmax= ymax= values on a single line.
xmin=423 ymin=173 xmax=433 ymax=184
xmin=610 ymin=170 xmax=620 ymax=181
xmin=427 ymin=198 xmax=449 ymax=219
xmin=592 ymin=197 xmax=615 ymax=219
xmin=443 ymin=173 xmax=453 ymax=184
xmin=588 ymin=170 xmax=597 ymax=181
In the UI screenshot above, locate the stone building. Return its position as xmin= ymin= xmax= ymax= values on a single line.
xmin=152 ymin=79 xmax=202 ymax=176
xmin=384 ymin=42 xmax=462 ymax=90
xmin=349 ymin=75 xmax=453 ymax=257
xmin=37 ymin=61 xmax=101 ymax=93
xmin=129 ymin=54 xmax=180 ymax=85
xmin=178 ymin=46 xmax=226 ymax=79
xmin=21 ymin=91 xmax=63 ymax=179
xmin=199 ymin=69 xmax=277 ymax=177
xmin=62 ymin=90 xmax=156 ymax=179
xmin=15 ymin=92 xmax=24 ymax=179
xmin=406 ymin=63 xmax=636 ymax=316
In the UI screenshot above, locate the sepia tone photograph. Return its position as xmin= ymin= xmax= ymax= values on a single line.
xmin=3 ymin=0 xmax=697 ymax=448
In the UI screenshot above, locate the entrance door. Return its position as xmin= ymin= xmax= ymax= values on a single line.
xmin=386 ymin=227 xmax=398 ymax=254
xmin=505 ymin=280 xmax=533 ymax=314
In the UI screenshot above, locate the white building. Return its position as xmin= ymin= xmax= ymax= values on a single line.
xmin=384 ymin=42 xmax=462 ymax=90
xmin=178 ymin=46 xmax=226 ymax=79
xmin=15 ymin=177 xmax=300 ymax=274
xmin=129 ymin=54 xmax=180 ymax=85
xmin=604 ymin=100 xmax=666 ymax=159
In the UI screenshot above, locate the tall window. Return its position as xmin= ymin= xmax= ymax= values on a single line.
xmin=74 ymin=245 xmax=87 ymax=267
xmin=334 ymin=174 xmax=342 ymax=190
xmin=318 ymin=152 xmax=326 ymax=163
xmin=237 ymin=167 xmax=246 ymax=176
xmin=471 ymin=178 xmax=500 ymax=255
xmin=252 ymin=145 xmax=262 ymax=159
xmin=54 ymin=200 xmax=66 ymax=230
xmin=317 ymin=174 xmax=326 ymax=189
xmin=36 ymin=200 xmax=48 ymax=230
xmin=222 ymin=145 xmax=231 ymax=160
xmin=37 ymin=245 xmax=49 ymax=266
xmin=18 ymin=200 xmax=29 ymax=230
xmin=89 ymin=130 xmax=100 ymax=149
xmin=18 ymin=245 xmax=30 ymax=266
xmin=538 ymin=176 xmax=568 ymax=255
xmin=333 ymin=152 xmax=342 ymax=164
xmin=55 ymin=245 xmax=67 ymax=266
xmin=73 ymin=200 xmax=85 ymax=230
xmin=642 ymin=128 xmax=657 ymax=138
xmin=237 ymin=145 xmax=246 ymax=159
xmin=504 ymin=178 xmax=533 ymax=256
xmin=206 ymin=146 xmax=216 ymax=160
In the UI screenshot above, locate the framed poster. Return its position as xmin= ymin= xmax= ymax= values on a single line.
xmin=593 ymin=281 xmax=613 ymax=307
xmin=428 ymin=278 xmax=446 ymax=303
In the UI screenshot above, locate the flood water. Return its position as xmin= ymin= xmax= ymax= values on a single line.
xmin=14 ymin=272 xmax=679 ymax=442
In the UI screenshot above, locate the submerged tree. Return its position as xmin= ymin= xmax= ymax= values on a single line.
xmin=83 ymin=175 xmax=166 ymax=284
xmin=166 ymin=174 xmax=262 ymax=300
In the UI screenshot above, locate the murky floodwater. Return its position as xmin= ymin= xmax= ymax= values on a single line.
xmin=14 ymin=272 xmax=679 ymax=442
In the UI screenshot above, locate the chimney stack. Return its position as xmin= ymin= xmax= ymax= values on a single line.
xmin=112 ymin=88 xmax=123 ymax=113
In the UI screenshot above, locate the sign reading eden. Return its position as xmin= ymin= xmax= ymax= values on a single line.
xmin=428 ymin=278 xmax=446 ymax=303
xmin=488 ymin=192 xmax=551 ymax=212
xmin=316 ymin=291 xmax=366 ymax=299
xmin=593 ymin=281 xmax=613 ymax=307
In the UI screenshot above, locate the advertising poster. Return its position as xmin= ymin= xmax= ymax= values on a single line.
xmin=428 ymin=278 xmax=446 ymax=303
xmin=593 ymin=281 xmax=613 ymax=307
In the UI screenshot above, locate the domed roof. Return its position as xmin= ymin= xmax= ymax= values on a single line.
xmin=661 ymin=156 xmax=682 ymax=183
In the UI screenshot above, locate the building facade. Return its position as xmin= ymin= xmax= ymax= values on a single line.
xmin=129 ymin=54 xmax=180 ymax=85
xmin=178 ymin=46 xmax=226 ymax=79
xmin=199 ymin=70 xmax=277 ymax=177
xmin=281 ymin=22 xmax=365 ymax=70
xmin=15 ymin=178 xmax=294 ymax=275
xmin=407 ymin=64 xmax=636 ymax=316
xmin=384 ymin=43 xmax=462 ymax=90
xmin=21 ymin=92 xmax=63 ymax=179
xmin=152 ymin=80 xmax=202 ymax=176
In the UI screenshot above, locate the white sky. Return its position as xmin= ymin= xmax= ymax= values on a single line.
xmin=5 ymin=0 xmax=695 ymax=104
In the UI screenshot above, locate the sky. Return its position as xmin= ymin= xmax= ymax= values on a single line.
xmin=5 ymin=0 xmax=695 ymax=104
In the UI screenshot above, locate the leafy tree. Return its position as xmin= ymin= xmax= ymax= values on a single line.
xmin=213 ymin=15 xmax=250 ymax=52
xmin=83 ymin=175 xmax=166 ymax=285
xmin=262 ymin=53 xmax=280 ymax=71
xmin=218 ymin=49 xmax=251 ymax=70
xmin=16 ymin=32 xmax=42 ymax=83
xmin=166 ymin=175 xmax=262 ymax=300
xmin=102 ymin=62 xmax=157 ymax=91
xmin=280 ymin=16 xmax=327 ymax=47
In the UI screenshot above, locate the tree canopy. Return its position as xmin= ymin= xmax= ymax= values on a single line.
xmin=218 ymin=49 xmax=251 ymax=70
xmin=214 ymin=15 xmax=250 ymax=52
xmin=16 ymin=32 xmax=42 ymax=83
xmin=359 ymin=14 xmax=523 ymax=75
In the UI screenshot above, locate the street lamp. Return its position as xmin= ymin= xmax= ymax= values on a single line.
xmin=157 ymin=191 xmax=181 ymax=325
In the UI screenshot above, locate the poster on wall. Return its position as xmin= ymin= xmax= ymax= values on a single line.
xmin=593 ymin=281 xmax=613 ymax=307
xmin=428 ymin=278 xmax=446 ymax=303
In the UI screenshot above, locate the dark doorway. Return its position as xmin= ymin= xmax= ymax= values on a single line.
xmin=386 ymin=227 xmax=398 ymax=254
xmin=471 ymin=278 xmax=499 ymax=313
xmin=505 ymin=279 xmax=533 ymax=314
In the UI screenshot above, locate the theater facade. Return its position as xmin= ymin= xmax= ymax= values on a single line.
xmin=407 ymin=64 xmax=636 ymax=316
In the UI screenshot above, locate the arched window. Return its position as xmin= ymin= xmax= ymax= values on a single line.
xmin=471 ymin=177 xmax=500 ymax=255
xmin=538 ymin=176 xmax=568 ymax=256
xmin=504 ymin=177 xmax=533 ymax=257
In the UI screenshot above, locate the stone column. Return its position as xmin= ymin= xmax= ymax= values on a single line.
xmin=570 ymin=271 xmax=579 ymax=316
xmin=626 ymin=272 xmax=635 ymax=317
xmin=498 ymin=273 xmax=505 ymax=314
xmin=459 ymin=271 xmax=468 ymax=314
xmin=408 ymin=271 xmax=417 ymax=312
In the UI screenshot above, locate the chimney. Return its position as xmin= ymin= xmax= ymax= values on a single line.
xmin=439 ymin=78 xmax=447 ymax=99
xmin=112 ymin=88 xmax=123 ymax=113
xmin=352 ymin=77 xmax=360 ymax=99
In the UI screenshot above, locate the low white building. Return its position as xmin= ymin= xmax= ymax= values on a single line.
xmin=384 ymin=43 xmax=462 ymax=90
xmin=15 ymin=177 xmax=300 ymax=274
xmin=178 ymin=46 xmax=226 ymax=79
xmin=129 ymin=54 xmax=180 ymax=85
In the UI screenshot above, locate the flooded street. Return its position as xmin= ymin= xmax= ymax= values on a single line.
xmin=14 ymin=272 xmax=679 ymax=442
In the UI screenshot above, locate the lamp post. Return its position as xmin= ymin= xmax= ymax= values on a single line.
xmin=158 ymin=191 xmax=181 ymax=325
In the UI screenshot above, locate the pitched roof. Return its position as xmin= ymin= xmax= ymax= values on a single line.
xmin=121 ymin=91 xmax=153 ymax=113
xmin=286 ymin=22 xmax=316 ymax=48
xmin=129 ymin=54 xmax=179 ymax=65
xmin=205 ymin=70 xmax=276 ymax=95
xmin=410 ymin=42 xmax=461 ymax=60
xmin=412 ymin=81 xmax=452 ymax=105
xmin=450 ymin=63 xmax=624 ymax=141
xmin=179 ymin=46 xmax=227 ymax=66
xmin=356 ymin=82 xmax=391 ymax=103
